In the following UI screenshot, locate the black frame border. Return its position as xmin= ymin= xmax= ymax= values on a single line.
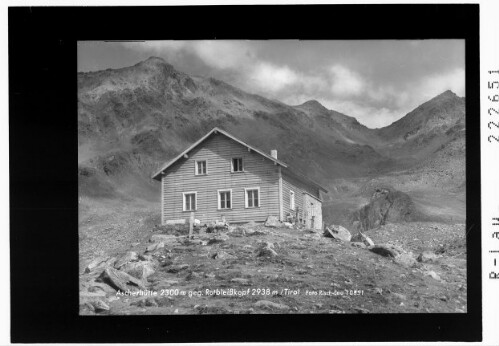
xmin=9 ymin=4 xmax=481 ymax=343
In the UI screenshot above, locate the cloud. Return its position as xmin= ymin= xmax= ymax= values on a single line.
xmin=318 ymin=67 xmax=465 ymax=128
xmin=248 ymin=62 xmax=329 ymax=95
xmin=191 ymin=41 xmax=255 ymax=70
xmin=122 ymin=40 xmax=256 ymax=71
xmin=320 ymin=98 xmax=403 ymax=129
xmin=122 ymin=40 xmax=328 ymax=96
xmin=329 ymin=65 xmax=366 ymax=97
xmin=118 ymin=40 xmax=464 ymax=129
xmin=248 ymin=62 xmax=299 ymax=92
xmin=416 ymin=68 xmax=465 ymax=100
xmin=248 ymin=63 xmax=464 ymax=129
xmin=122 ymin=41 xmax=187 ymax=60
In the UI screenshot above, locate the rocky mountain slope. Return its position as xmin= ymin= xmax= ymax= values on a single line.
xmin=375 ymin=90 xmax=465 ymax=165
xmin=78 ymin=57 xmax=466 ymax=207
xmin=80 ymin=221 xmax=467 ymax=315
xmin=78 ymin=57 xmax=387 ymax=186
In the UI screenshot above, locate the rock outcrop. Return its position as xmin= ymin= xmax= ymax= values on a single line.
xmin=351 ymin=187 xmax=419 ymax=231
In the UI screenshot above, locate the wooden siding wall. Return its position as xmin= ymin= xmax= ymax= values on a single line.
xmin=281 ymin=171 xmax=321 ymax=221
xmin=303 ymin=193 xmax=323 ymax=230
xmin=162 ymin=134 xmax=280 ymax=224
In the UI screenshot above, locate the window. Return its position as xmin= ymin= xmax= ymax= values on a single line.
xmin=245 ymin=187 xmax=260 ymax=208
xmin=195 ymin=160 xmax=207 ymax=175
xmin=183 ymin=192 xmax=197 ymax=211
xmin=232 ymin=158 xmax=243 ymax=172
xmin=218 ymin=189 xmax=232 ymax=209
xmin=290 ymin=191 xmax=295 ymax=210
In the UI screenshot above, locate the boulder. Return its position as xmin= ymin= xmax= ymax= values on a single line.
xmin=138 ymin=254 xmax=153 ymax=261
xmin=80 ymin=302 xmax=95 ymax=314
xmin=215 ymin=219 xmax=229 ymax=227
xmin=207 ymin=234 xmax=229 ymax=245
xmin=351 ymin=232 xmax=374 ymax=246
xmin=264 ymin=216 xmax=281 ymax=228
xmin=229 ymin=227 xmax=246 ymax=237
xmin=363 ymin=236 xmax=375 ymax=247
xmin=87 ymin=281 xmax=116 ymax=294
xmin=354 ymin=307 xmax=370 ymax=314
xmin=255 ymin=242 xmax=278 ymax=257
xmin=186 ymin=271 xmax=203 ymax=280
xmin=114 ymin=251 xmax=138 ymax=269
xmin=254 ymin=300 xmax=289 ymax=310
xmin=150 ymin=234 xmax=178 ymax=244
xmin=84 ymin=256 xmax=110 ymax=274
xmin=417 ymin=251 xmax=439 ymax=263
xmin=167 ymin=264 xmax=190 ymax=273
xmin=369 ymin=244 xmax=416 ymax=266
xmin=146 ymin=242 xmax=165 ymax=253
xmin=122 ymin=261 xmax=156 ymax=280
xmin=425 ymin=270 xmax=441 ymax=281
xmin=392 ymin=292 xmax=407 ymax=301
xmin=351 ymin=242 xmax=366 ymax=249
xmin=246 ymin=229 xmax=266 ymax=236
xmin=90 ymin=299 xmax=110 ymax=312
xmin=324 ymin=225 xmax=352 ymax=242
xmin=351 ymin=187 xmax=418 ymax=231
xmin=183 ymin=238 xmax=203 ymax=246
xmin=211 ymin=251 xmax=237 ymax=260
xmin=283 ymin=222 xmax=293 ymax=228
xmin=394 ymin=252 xmax=417 ymax=267
xmin=257 ymin=247 xmax=277 ymax=257
xmin=369 ymin=244 xmax=403 ymax=258
xmin=97 ymin=267 xmax=146 ymax=292
xmin=206 ymin=220 xmax=229 ymax=233
xmin=230 ymin=278 xmax=250 ymax=285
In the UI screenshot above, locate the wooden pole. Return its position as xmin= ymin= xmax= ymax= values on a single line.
xmin=189 ymin=212 xmax=194 ymax=239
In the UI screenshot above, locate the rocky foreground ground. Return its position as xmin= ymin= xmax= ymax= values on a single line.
xmin=79 ymin=221 xmax=466 ymax=315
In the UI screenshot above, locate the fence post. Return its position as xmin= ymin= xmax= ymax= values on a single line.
xmin=189 ymin=212 xmax=194 ymax=239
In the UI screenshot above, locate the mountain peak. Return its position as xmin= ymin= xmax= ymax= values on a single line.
xmin=298 ymin=99 xmax=328 ymax=111
xmin=433 ymin=89 xmax=459 ymax=100
xmin=377 ymin=89 xmax=465 ymax=140
xmin=417 ymin=89 xmax=462 ymax=110
xmin=136 ymin=56 xmax=172 ymax=69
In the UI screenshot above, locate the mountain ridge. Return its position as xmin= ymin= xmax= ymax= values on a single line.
xmin=78 ymin=56 xmax=465 ymax=205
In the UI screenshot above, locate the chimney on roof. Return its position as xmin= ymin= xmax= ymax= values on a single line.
xmin=270 ymin=149 xmax=277 ymax=159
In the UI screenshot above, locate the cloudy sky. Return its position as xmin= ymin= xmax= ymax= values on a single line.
xmin=78 ymin=40 xmax=464 ymax=128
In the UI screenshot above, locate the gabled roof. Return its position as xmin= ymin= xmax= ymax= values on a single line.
xmin=152 ymin=127 xmax=328 ymax=193
xmin=282 ymin=167 xmax=328 ymax=194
